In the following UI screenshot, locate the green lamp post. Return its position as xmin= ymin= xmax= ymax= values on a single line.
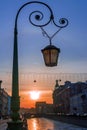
xmin=7 ymin=1 xmax=68 ymax=130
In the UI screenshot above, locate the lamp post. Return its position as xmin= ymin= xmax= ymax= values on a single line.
xmin=7 ymin=1 xmax=68 ymax=130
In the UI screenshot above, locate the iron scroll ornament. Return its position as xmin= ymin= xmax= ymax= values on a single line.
xmin=14 ymin=1 xmax=68 ymax=30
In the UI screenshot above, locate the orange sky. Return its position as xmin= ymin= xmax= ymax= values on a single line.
xmin=20 ymin=90 xmax=53 ymax=108
xmin=4 ymin=72 xmax=87 ymax=109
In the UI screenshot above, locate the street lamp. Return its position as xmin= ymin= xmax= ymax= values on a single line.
xmin=7 ymin=1 xmax=68 ymax=130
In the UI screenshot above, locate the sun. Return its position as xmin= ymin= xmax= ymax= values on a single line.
xmin=29 ymin=91 xmax=40 ymax=100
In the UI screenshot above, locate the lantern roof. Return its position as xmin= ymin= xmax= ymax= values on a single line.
xmin=41 ymin=45 xmax=60 ymax=52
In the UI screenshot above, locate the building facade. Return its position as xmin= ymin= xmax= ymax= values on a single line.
xmin=35 ymin=101 xmax=53 ymax=114
xmin=35 ymin=102 xmax=47 ymax=114
xmin=53 ymin=80 xmax=71 ymax=114
xmin=70 ymin=82 xmax=87 ymax=115
xmin=0 ymin=80 xmax=11 ymax=117
xmin=53 ymin=80 xmax=87 ymax=115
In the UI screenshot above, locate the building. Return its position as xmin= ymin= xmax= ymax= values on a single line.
xmin=70 ymin=82 xmax=87 ymax=115
xmin=8 ymin=95 xmax=11 ymax=116
xmin=53 ymin=80 xmax=87 ymax=115
xmin=53 ymin=80 xmax=71 ymax=114
xmin=35 ymin=101 xmax=47 ymax=114
xmin=35 ymin=101 xmax=53 ymax=114
xmin=0 ymin=80 xmax=2 ymax=118
xmin=0 ymin=80 xmax=11 ymax=117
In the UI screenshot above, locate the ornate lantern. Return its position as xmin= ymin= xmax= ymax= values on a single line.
xmin=41 ymin=44 xmax=60 ymax=67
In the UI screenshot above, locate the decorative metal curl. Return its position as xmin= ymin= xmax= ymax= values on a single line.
xmin=29 ymin=11 xmax=49 ymax=27
xmin=15 ymin=1 xmax=53 ymax=29
xmin=14 ymin=1 xmax=68 ymax=30
xmin=29 ymin=10 xmax=52 ymax=27
xmin=53 ymin=18 xmax=68 ymax=28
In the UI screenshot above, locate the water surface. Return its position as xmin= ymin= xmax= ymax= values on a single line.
xmin=27 ymin=117 xmax=87 ymax=130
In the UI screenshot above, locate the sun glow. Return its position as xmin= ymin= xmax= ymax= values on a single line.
xmin=29 ymin=91 xmax=40 ymax=100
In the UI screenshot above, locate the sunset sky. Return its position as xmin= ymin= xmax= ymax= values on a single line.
xmin=0 ymin=0 xmax=87 ymax=108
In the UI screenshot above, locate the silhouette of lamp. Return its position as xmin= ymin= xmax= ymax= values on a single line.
xmin=7 ymin=1 xmax=68 ymax=130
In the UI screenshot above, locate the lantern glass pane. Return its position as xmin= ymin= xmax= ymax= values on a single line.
xmin=51 ymin=49 xmax=58 ymax=64
xmin=43 ymin=50 xmax=50 ymax=65
xmin=42 ymin=49 xmax=59 ymax=66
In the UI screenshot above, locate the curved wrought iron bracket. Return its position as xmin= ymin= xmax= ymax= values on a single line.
xmin=15 ymin=1 xmax=53 ymax=30
xmin=14 ymin=1 xmax=68 ymax=37
xmin=40 ymin=27 xmax=62 ymax=45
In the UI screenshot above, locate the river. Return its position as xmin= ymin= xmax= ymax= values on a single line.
xmin=27 ymin=117 xmax=87 ymax=130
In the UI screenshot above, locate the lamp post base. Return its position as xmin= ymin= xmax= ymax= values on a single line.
xmin=7 ymin=120 xmax=24 ymax=130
